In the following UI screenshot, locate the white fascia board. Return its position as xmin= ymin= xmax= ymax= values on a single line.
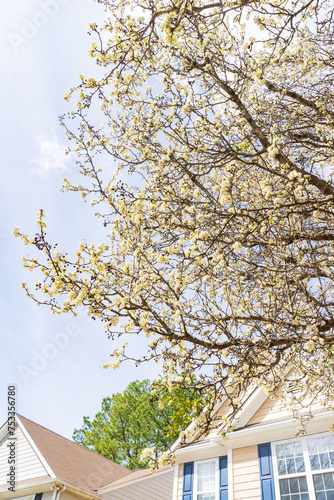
xmin=172 ymin=464 xmax=179 ymax=500
xmin=0 ymin=479 xmax=101 ymax=500
xmin=171 ymin=387 xmax=263 ymax=459
xmin=227 ymin=448 xmax=233 ymax=500
xmin=230 ymin=365 xmax=295 ymax=430
xmin=224 ymin=410 xmax=334 ymax=449
xmin=173 ymin=411 xmax=334 ymax=461
xmin=171 ymin=385 xmax=264 ymax=452
xmin=0 ymin=479 xmax=57 ymax=499
xmin=16 ymin=415 xmax=56 ymax=479
xmin=231 ymin=388 xmax=268 ymax=429
xmin=98 ymin=467 xmax=173 ymax=494
xmin=174 ymin=438 xmax=228 ymax=464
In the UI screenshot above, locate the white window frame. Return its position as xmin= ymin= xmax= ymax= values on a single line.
xmin=193 ymin=457 xmax=220 ymax=500
xmin=271 ymin=432 xmax=334 ymax=500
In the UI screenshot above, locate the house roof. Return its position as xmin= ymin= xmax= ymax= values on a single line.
xmin=100 ymin=465 xmax=172 ymax=491
xmin=16 ymin=414 xmax=132 ymax=493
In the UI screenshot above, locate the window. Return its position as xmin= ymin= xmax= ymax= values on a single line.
xmin=196 ymin=459 xmax=217 ymax=500
xmin=272 ymin=433 xmax=334 ymax=500
xmin=182 ymin=456 xmax=228 ymax=500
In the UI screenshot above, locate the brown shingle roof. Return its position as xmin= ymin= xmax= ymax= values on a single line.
xmin=17 ymin=414 xmax=132 ymax=493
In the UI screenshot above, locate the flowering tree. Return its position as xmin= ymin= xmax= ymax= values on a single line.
xmin=16 ymin=0 xmax=334 ymax=436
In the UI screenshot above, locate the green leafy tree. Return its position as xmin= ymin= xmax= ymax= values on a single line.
xmin=73 ymin=379 xmax=203 ymax=470
xmin=16 ymin=0 xmax=334 ymax=436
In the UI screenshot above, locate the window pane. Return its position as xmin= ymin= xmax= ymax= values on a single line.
xmin=299 ymin=477 xmax=308 ymax=492
xmin=310 ymin=454 xmax=321 ymax=471
xmin=308 ymin=438 xmax=319 ymax=454
xmin=296 ymin=457 xmax=306 ymax=473
xmin=318 ymin=438 xmax=327 ymax=452
xmin=314 ymin=474 xmax=325 ymax=491
xmin=286 ymin=443 xmax=295 ymax=458
xmin=277 ymin=444 xmax=287 ymax=459
xmin=290 ymin=478 xmax=299 ymax=493
xmin=308 ymin=437 xmax=325 ymax=454
xmin=313 ymin=473 xmax=334 ymax=500
xmin=276 ymin=441 xmax=305 ymax=477
xmin=320 ymin=453 xmax=331 ymax=470
xmin=324 ymin=473 xmax=334 ymax=490
xmin=279 ymin=477 xmax=309 ymax=500
xmin=197 ymin=495 xmax=215 ymax=500
xmin=330 ymin=452 xmax=334 ymax=468
xmin=279 ymin=459 xmax=287 ymax=475
xmin=287 ymin=458 xmax=297 ymax=475
xmin=280 ymin=478 xmax=290 ymax=494
xmin=308 ymin=436 xmax=334 ymax=472
xmin=197 ymin=461 xmax=215 ymax=493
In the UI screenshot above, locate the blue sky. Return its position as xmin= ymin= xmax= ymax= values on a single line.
xmin=0 ymin=0 xmax=161 ymax=440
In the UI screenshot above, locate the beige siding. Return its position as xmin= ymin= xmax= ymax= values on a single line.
xmin=0 ymin=425 xmax=48 ymax=486
xmin=247 ymin=392 xmax=326 ymax=426
xmin=62 ymin=490 xmax=91 ymax=500
xmin=232 ymin=445 xmax=261 ymax=500
xmin=247 ymin=393 xmax=292 ymax=425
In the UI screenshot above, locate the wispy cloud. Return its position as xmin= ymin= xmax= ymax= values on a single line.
xmin=30 ymin=135 xmax=72 ymax=174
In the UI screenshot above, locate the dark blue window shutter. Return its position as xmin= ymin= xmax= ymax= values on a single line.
xmin=219 ymin=455 xmax=228 ymax=500
xmin=258 ymin=443 xmax=275 ymax=500
xmin=182 ymin=461 xmax=194 ymax=500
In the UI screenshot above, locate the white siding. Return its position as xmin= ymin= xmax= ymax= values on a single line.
xmin=0 ymin=425 xmax=48 ymax=486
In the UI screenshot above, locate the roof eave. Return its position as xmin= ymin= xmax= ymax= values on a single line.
xmin=98 ymin=466 xmax=174 ymax=494
xmin=0 ymin=478 xmax=101 ymax=500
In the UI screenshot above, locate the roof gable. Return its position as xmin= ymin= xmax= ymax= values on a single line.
xmin=232 ymin=388 xmax=270 ymax=429
xmin=16 ymin=414 xmax=132 ymax=493
xmin=0 ymin=421 xmax=49 ymax=487
xmin=171 ymin=386 xmax=266 ymax=449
